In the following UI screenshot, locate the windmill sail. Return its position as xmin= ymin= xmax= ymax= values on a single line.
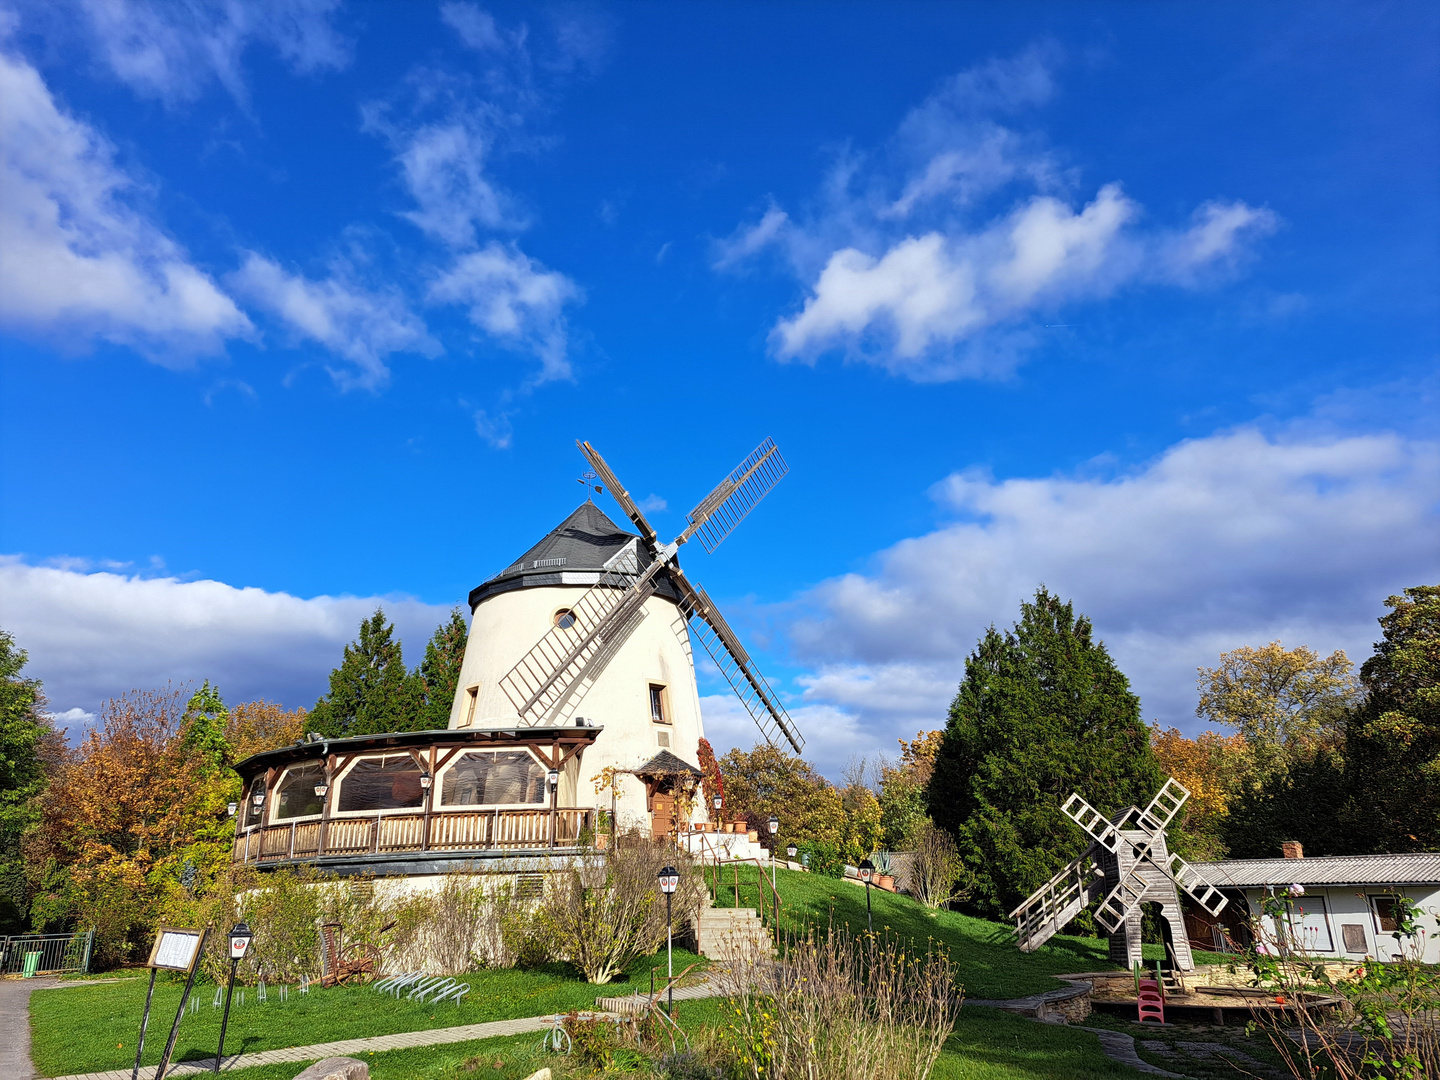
xmin=674 ymin=575 xmax=805 ymax=754
xmin=498 ymin=543 xmax=659 ymax=723
xmin=683 ymin=438 xmax=788 ymax=554
xmin=577 ymin=440 xmax=658 ymax=545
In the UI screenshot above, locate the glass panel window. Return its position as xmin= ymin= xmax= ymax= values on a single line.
xmin=441 ymin=750 xmax=547 ymax=806
xmin=650 ymin=684 xmax=667 ymax=724
xmin=338 ymin=754 xmax=425 ymax=812
xmin=274 ymin=762 xmax=326 ymax=820
xmin=1372 ymin=896 xmax=1401 ymax=933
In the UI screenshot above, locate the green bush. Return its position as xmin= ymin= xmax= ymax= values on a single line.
xmin=800 ymin=841 xmax=846 ymax=878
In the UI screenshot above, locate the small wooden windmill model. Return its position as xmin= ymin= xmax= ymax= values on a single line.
xmin=498 ymin=438 xmax=805 ymax=754
xmin=1010 ymin=777 xmax=1228 ymax=971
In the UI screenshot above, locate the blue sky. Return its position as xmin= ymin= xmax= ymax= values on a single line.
xmin=1 ymin=1 xmax=1436 ymax=775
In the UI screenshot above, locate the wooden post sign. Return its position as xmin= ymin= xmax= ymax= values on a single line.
xmin=131 ymin=925 xmax=209 ymax=1080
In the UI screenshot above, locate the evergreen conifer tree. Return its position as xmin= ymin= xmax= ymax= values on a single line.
xmin=310 ymin=609 xmax=422 ymax=737
xmin=927 ymin=588 xmax=1162 ymax=918
xmin=0 ymin=629 xmax=57 ymax=932
xmin=416 ymin=609 xmax=468 ymax=729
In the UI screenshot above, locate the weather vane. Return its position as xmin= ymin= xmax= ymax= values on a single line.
xmin=577 ymin=469 xmax=603 ymax=496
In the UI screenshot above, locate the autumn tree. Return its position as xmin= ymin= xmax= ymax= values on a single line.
xmin=1340 ymin=585 xmax=1440 ymax=852
xmin=838 ymin=758 xmax=882 ymax=865
xmin=877 ymin=730 xmax=942 ymax=851
xmin=927 ymin=588 xmax=1162 ymax=919
xmin=416 ymin=608 xmax=468 ymax=729
xmin=0 ymin=630 xmax=61 ymax=933
xmin=719 ymin=744 xmax=846 ymax=854
xmin=309 ymin=608 xmax=421 ymax=738
xmin=27 ymin=687 xmax=209 ymax=965
xmin=1148 ymin=725 xmax=1245 ymax=861
xmin=226 ymin=699 xmax=308 ymax=763
xmin=1196 ymin=642 xmax=1357 ymax=780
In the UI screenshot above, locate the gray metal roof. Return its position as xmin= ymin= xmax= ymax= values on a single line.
xmin=468 ymin=501 xmax=682 ymax=609
xmin=1193 ymin=853 xmax=1440 ymax=888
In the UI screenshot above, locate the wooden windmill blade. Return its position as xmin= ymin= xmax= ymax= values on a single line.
xmin=576 ymin=440 xmax=659 ymax=546
xmin=1163 ymin=850 xmax=1229 ymax=916
xmin=498 ymin=545 xmax=661 ymax=723
xmin=1136 ymin=777 xmax=1190 ymax=835
xmin=671 ymin=572 xmax=806 ymax=754
xmin=681 ymin=438 xmax=788 ymax=554
xmin=1061 ymin=793 xmax=1125 ymax=852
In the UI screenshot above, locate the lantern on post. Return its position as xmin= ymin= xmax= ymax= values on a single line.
xmin=767 ymin=814 xmax=779 ymax=889
xmin=858 ymin=858 xmax=875 ymax=933
xmin=216 ymin=922 xmax=252 ymax=1072
xmin=658 ymin=866 xmax=680 ymax=1015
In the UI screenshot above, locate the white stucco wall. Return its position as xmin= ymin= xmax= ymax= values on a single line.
xmin=447 ymin=583 xmax=706 ymax=827
xmin=1245 ymin=885 xmax=1440 ymax=964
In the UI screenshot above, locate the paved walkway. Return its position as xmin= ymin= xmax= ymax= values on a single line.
xmin=51 ymin=1013 xmax=573 ymax=1080
xmin=1 ymin=977 xmax=62 ymax=1080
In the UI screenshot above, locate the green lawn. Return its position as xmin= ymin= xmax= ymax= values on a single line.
xmin=709 ymin=865 xmax=1213 ymax=999
xmin=29 ymin=949 xmax=705 ymax=1077
xmin=110 ymin=1002 xmax=1151 ymax=1080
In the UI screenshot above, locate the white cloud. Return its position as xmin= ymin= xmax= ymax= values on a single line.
xmin=72 ymin=0 xmax=350 ymax=105
xmin=44 ymin=706 xmax=97 ymax=738
xmin=430 ymin=242 xmax=580 ymax=382
xmin=698 ymin=693 xmax=870 ymax=777
xmin=724 ymin=48 xmax=1277 ymax=380
xmin=387 ymin=118 xmax=523 ymax=247
xmin=472 ymin=408 xmax=514 ymax=449
xmin=638 ymin=494 xmax=667 ymax=513
xmin=230 ymin=252 xmax=440 ymax=390
xmin=781 ymin=425 xmax=1440 ymax=772
xmin=0 ymin=557 xmax=453 ymax=733
xmin=0 ymin=44 xmax=251 ymax=357
xmin=712 ymin=206 xmax=790 ymax=270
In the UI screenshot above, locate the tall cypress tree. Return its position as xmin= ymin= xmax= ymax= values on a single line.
xmin=310 ymin=609 xmax=422 ymax=738
xmin=416 ymin=609 xmax=469 ymax=730
xmin=927 ymin=588 xmax=1162 ymax=918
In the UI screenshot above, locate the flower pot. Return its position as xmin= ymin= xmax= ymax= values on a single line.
xmin=595 ymin=834 xmax=610 ymax=850
xmin=747 ymin=830 xmax=759 ymax=842
xmin=876 ymin=874 xmax=895 ymax=891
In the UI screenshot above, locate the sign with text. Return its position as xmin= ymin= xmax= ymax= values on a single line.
xmin=145 ymin=928 xmax=204 ymax=973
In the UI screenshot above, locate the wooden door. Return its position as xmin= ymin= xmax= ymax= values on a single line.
xmin=651 ymin=793 xmax=676 ymax=840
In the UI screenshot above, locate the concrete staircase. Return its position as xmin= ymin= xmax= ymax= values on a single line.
xmin=694 ymin=902 xmax=776 ymax=963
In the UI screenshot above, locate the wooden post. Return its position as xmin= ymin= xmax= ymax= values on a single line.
xmin=423 ymin=745 xmax=436 ymax=852
xmin=319 ymin=752 xmax=335 ymax=857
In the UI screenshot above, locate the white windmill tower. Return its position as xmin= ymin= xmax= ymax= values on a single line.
xmin=1009 ymin=777 xmax=1230 ymax=972
xmin=446 ymin=438 xmax=804 ymax=833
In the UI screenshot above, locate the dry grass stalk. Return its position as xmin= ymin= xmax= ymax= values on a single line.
xmin=719 ymin=923 xmax=960 ymax=1080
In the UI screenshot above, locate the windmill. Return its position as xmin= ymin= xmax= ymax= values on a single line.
xmin=495 ymin=438 xmax=804 ymax=755
xmin=1009 ymin=777 xmax=1229 ymax=971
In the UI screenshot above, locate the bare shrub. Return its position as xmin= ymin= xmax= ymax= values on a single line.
xmin=907 ymin=824 xmax=969 ymax=909
xmin=719 ymin=923 xmax=960 ymax=1080
xmin=541 ymin=832 xmax=704 ymax=984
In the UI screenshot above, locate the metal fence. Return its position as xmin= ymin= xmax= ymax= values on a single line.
xmin=0 ymin=930 xmax=93 ymax=975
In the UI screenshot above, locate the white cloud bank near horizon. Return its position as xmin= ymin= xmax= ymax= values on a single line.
xmin=0 ymin=558 xmax=452 ymax=738
xmin=775 ymin=424 xmax=1439 ymax=775
xmin=3 ymin=423 xmax=1434 ymax=775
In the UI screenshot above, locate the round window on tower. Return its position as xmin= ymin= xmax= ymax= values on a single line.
xmin=553 ymin=608 xmax=577 ymax=630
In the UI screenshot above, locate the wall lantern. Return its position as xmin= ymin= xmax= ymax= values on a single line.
xmin=787 ymin=844 xmax=797 ymax=860
xmin=419 ymin=772 xmax=432 ymax=791
xmin=251 ymin=789 xmax=265 ymax=809
xmin=226 ymin=802 xmax=237 ymax=817
xmin=314 ymin=780 xmax=329 ymax=798
xmin=547 ymin=768 xmax=560 ymax=791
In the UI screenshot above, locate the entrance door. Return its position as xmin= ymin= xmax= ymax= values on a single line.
xmin=651 ymin=793 xmax=676 ymax=839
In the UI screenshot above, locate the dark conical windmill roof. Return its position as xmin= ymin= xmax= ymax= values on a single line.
xmin=468 ymin=501 xmax=681 ymax=609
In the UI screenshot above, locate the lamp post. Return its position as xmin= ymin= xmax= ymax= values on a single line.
xmin=215 ymin=921 xmax=251 ymax=1072
xmin=786 ymin=844 xmax=797 ymax=866
xmin=418 ymin=772 xmax=432 ymax=850
xmin=712 ymin=791 xmax=723 ymax=820
xmin=658 ymin=866 xmax=679 ymax=1016
xmin=767 ymin=814 xmax=779 ymax=889
xmin=547 ymin=768 xmax=560 ymax=847
xmin=858 ymin=859 xmax=874 ymax=933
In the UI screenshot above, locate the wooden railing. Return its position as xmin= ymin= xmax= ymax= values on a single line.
xmin=231 ymin=807 xmax=595 ymax=865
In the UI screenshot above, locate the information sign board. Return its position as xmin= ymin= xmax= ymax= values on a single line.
xmin=145 ymin=927 xmax=204 ymax=972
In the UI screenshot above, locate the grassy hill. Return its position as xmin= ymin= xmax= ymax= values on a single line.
xmin=709 ymin=863 xmax=1209 ymax=999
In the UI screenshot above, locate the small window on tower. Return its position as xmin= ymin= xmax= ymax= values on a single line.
xmin=649 ymin=684 xmax=669 ymax=724
xmin=464 ymin=685 xmax=479 ymax=727
xmin=553 ymin=609 xmax=577 ymax=629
